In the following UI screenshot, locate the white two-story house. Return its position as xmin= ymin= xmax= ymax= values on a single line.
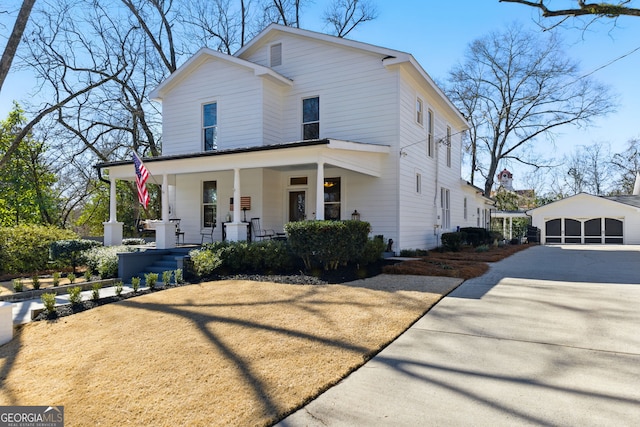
xmin=97 ymin=24 xmax=492 ymax=251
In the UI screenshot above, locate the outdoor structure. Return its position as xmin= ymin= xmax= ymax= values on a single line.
xmin=96 ymin=24 xmax=493 ymax=251
xmin=527 ymin=192 xmax=640 ymax=245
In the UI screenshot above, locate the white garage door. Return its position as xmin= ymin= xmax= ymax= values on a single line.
xmin=545 ymin=218 xmax=623 ymax=244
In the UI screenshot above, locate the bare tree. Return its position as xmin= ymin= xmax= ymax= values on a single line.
xmin=611 ymin=137 xmax=640 ymax=193
xmin=0 ymin=0 xmax=35 ymax=94
xmin=500 ymin=1 xmax=640 ymax=18
xmin=324 ymin=0 xmax=378 ymax=37
xmin=446 ymin=24 xmax=615 ymax=195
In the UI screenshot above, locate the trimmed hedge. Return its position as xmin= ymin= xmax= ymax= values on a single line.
xmin=189 ymin=239 xmax=294 ymax=279
xmin=50 ymin=239 xmax=102 ymax=272
xmin=285 ymin=220 xmax=371 ymax=270
xmin=0 ymin=225 xmax=77 ymax=275
xmin=441 ymin=232 xmax=464 ymax=252
xmin=84 ymin=245 xmax=140 ymax=279
xmin=460 ymin=227 xmax=493 ymax=247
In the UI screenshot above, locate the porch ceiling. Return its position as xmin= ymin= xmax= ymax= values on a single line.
xmin=97 ymin=139 xmax=390 ymax=180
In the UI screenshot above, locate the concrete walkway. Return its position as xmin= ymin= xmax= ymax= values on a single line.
xmin=278 ymin=245 xmax=640 ymax=426
xmin=11 ymin=284 xmax=137 ymax=324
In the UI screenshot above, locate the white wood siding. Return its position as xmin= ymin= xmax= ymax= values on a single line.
xmin=161 ymin=58 xmax=264 ymax=155
xmin=242 ymin=36 xmax=398 ymax=145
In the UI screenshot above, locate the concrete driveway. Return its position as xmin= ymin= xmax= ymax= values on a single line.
xmin=278 ymin=245 xmax=640 ymax=426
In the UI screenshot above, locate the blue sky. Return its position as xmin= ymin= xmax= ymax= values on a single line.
xmin=1 ymin=1 xmax=639 ymax=188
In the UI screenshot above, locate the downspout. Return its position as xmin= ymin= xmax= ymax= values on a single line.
xmin=95 ymin=164 xmax=111 ymax=185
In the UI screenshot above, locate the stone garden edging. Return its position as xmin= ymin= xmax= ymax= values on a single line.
xmin=0 ymin=278 xmax=119 ymax=303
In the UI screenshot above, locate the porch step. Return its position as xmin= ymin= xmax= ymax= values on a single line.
xmin=132 ymin=249 xmax=188 ymax=284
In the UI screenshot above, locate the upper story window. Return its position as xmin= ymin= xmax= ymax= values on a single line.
xmin=302 ymin=96 xmax=319 ymax=140
xmin=270 ymin=43 xmax=282 ymax=67
xmin=203 ymin=102 xmax=217 ymax=151
xmin=416 ymin=173 xmax=422 ymax=194
xmin=416 ymin=98 xmax=424 ymax=125
xmin=446 ymin=126 xmax=452 ymax=167
xmin=427 ymin=109 xmax=434 ymax=157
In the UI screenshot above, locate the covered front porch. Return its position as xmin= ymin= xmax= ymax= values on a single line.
xmin=96 ymin=139 xmax=390 ymax=249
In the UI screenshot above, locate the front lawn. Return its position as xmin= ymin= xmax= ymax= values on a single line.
xmin=0 ymin=276 xmax=460 ymax=426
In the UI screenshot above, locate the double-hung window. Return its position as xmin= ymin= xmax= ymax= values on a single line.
xmin=302 ymin=96 xmax=319 ymax=140
xmin=203 ymin=102 xmax=217 ymax=151
xmin=427 ymin=109 xmax=434 ymax=157
xmin=203 ymin=181 xmax=217 ymax=228
xmin=416 ymin=98 xmax=424 ymax=125
xmin=441 ymin=187 xmax=450 ymax=230
xmin=324 ymin=177 xmax=341 ymax=220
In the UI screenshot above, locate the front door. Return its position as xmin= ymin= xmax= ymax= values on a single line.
xmin=289 ymin=191 xmax=306 ymax=221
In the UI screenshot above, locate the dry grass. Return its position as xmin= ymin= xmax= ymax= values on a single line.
xmin=384 ymin=244 xmax=532 ymax=280
xmin=0 ymin=276 xmax=460 ymax=427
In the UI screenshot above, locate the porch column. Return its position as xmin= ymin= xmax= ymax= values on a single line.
xmin=226 ymin=168 xmax=248 ymax=241
xmin=155 ymin=173 xmax=176 ymax=249
xmin=316 ymin=161 xmax=324 ymax=220
xmin=509 ymin=216 xmax=513 ymax=240
xmin=103 ymin=176 xmax=123 ymax=246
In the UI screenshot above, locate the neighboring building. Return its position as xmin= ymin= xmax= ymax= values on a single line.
xmin=96 ymin=24 xmax=492 ymax=251
xmin=527 ymin=193 xmax=640 ymax=244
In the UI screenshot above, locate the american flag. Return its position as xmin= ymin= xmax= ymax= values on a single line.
xmin=133 ymin=152 xmax=150 ymax=208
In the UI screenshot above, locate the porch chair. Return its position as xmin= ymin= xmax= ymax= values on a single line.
xmin=200 ymin=219 xmax=217 ymax=244
xmin=250 ymin=217 xmax=275 ymax=241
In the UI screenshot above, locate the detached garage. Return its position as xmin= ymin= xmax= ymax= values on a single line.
xmin=527 ymin=193 xmax=640 ymax=245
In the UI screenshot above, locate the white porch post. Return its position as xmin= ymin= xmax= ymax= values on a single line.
xmin=509 ymin=216 xmax=513 ymax=240
xmin=155 ymin=173 xmax=176 ymax=249
xmin=316 ymin=161 xmax=324 ymax=220
xmin=103 ymin=176 xmax=123 ymax=246
xmin=226 ymin=168 xmax=248 ymax=241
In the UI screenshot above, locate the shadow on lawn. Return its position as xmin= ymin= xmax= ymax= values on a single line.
xmin=116 ymin=281 xmax=424 ymax=424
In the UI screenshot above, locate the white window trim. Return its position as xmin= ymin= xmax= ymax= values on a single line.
xmin=202 ymin=101 xmax=218 ymax=152
xmin=463 ymin=197 xmax=468 ymax=220
xmin=270 ymin=42 xmax=282 ymax=67
xmin=441 ymin=187 xmax=450 ymax=230
xmin=302 ymin=96 xmax=320 ymax=140
xmin=416 ymin=97 xmax=424 ymax=126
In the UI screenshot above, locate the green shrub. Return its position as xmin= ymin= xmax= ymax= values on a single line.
xmin=162 ymin=270 xmax=173 ymax=286
xmin=174 ymin=269 xmax=183 ymax=284
xmin=145 ymin=272 xmax=158 ymax=290
xmin=285 ymin=220 xmax=370 ymax=270
xmin=357 ymin=237 xmax=386 ymax=265
xmin=12 ymin=279 xmax=23 ymax=292
xmin=67 ymin=273 xmax=76 ymax=284
xmin=84 ymin=270 xmax=92 ymax=282
xmin=41 ymin=293 xmax=57 ymax=315
xmin=190 ymin=240 xmax=295 ymax=279
xmin=399 ymin=248 xmax=429 ymax=257
xmin=91 ymin=283 xmax=102 ymax=301
xmin=0 ymin=225 xmax=77 ymax=275
xmin=441 ymin=232 xmax=464 ymax=252
xmin=84 ymin=245 xmax=138 ymax=279
xmin=114 ymin=281 xmax=124 ymax=297
xmin=49 ymin=239 xmax=101 ymax=273
xmin=189 ymin=248 xmax=223 ymax=278
xmin=68 ymin=286 xmax=82 ymax=305
xmin=122 ymin=238 xmax=146 ymax=245
xmin=52 ymin=272 xmax=60 ymax=287
xmin=475 ymin=244 xmax=490 ymax=252
xmin=460 ymin=227 xmax=492 ymax=247
xmin=32 ymin=276 xmax=41 ymax=290
xmin=131 ymin=277 xmax=141 ymax=292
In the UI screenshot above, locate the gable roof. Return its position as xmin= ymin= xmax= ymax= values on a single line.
xmin=527 ymin=192 xmax=640 ymax=214
xmin=149 ymin=47 xmax=292 ymax=100
xmin=236 ymin=24 xmax=468 ymax=129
